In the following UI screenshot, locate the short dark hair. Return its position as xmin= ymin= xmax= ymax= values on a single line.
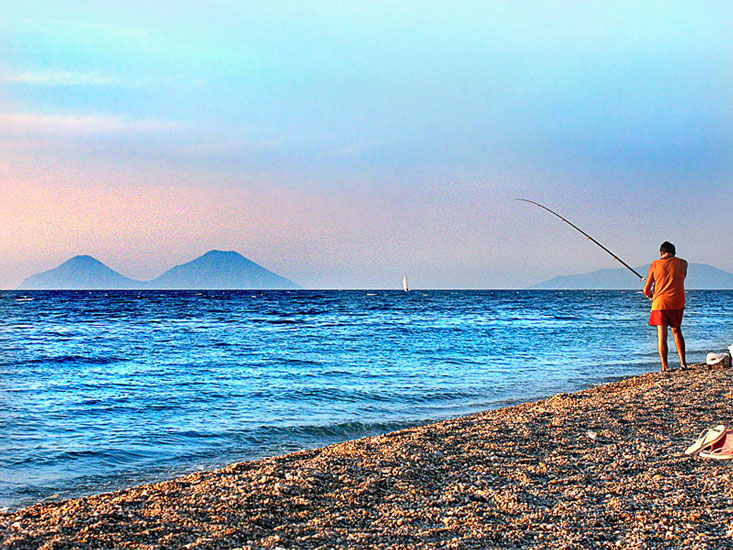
xmin=660 ymin=241 xmax=676 ymax=255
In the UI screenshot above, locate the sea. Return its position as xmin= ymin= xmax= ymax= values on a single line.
xmin=1 ymin=290 xmax=731 ymax=510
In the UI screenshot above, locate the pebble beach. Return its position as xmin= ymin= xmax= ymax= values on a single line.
xmin=3 ymin=363 xmax=733 ymax=550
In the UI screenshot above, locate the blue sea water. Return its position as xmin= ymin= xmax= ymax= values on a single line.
xmin=1 ymin=290 xmax=731 ymax=510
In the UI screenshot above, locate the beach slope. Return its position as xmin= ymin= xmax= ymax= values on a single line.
xmin=3 ymin=365 xmax=733 ymax=549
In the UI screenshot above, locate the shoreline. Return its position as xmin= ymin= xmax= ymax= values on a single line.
xmin=3 ymin=363 xmax=733 ymax=549
xmin=0 ymin=370 xmax=646 ymax=514
xmin=1 ymin=368 xmax=657 ymax=514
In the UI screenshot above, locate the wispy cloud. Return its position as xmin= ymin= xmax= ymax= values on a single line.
xmin=0 ymin=70 xmax=122 ymax=87
xmin=324 ymin=141 xmax=393 ymax=158
xmin=0 ymin=112 xmax=184 ymax=136
xmin=47 ymin=17 xmax=150 ymax=40
xmin=0 ymin=16 xmax=149 ymax=40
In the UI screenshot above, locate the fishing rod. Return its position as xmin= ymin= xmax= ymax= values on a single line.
xmin=516 ymin=198 xmax=645 ymax=282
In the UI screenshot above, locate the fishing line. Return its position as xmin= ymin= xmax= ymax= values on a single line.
xmin=516 ymin=198 xmax=644 ymax=282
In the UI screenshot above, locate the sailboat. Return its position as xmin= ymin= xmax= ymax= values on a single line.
xmin=402 ymin=273 xmax=409 ymax=292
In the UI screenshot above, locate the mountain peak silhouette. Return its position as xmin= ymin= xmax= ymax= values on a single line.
xmin=532 ymin=263 xmax=733 ymax=289
xmin=149 ymin=250 xmax=298 ymax=289
xmin=18 ymin=255 xmax=138 ymax=289
xmin=18 ymin=251 xmax=299 ymax=290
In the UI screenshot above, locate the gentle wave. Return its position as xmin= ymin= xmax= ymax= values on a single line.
xmin=255 ymin=419 xmax=421 ymax=438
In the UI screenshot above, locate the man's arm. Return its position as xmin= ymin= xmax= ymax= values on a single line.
xmin=643 ymin=264 xmax=654 ymax=298
xmin=681 ymin=258 xmax=688 ymax=278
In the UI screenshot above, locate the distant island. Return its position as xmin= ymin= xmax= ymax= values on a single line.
xmin=532 ymin=263 xmax=733 ymax=289
xmin=18 ymin=255 xmax=733 ymax=290
xmin=18 ymin=250 xmax=300 ymax=290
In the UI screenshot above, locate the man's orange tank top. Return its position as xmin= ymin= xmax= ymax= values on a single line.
xmin=645 ymin=257 xmax=687 ymax=311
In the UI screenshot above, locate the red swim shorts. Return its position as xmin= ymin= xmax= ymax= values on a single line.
xmin=649 ymin=309 xmax=684 ymax=328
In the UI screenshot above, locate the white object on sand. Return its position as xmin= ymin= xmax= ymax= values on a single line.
xmin=706 ymin=352 xmax=732 ymax=367
xmin=685 ymin=424 xmax=726 ymax=455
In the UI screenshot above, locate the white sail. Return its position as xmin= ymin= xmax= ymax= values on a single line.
xmin=402 ymin=273 xmax=409 ymax=292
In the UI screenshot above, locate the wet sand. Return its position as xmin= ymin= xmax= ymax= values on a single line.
xmin=3 ymin=363 xmax=733 ymax=549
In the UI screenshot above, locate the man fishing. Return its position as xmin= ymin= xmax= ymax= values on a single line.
xmin=518 ymin=200 xmax=691 ymax=373
xmin=643 ymin=242 xmax=688 ymax=372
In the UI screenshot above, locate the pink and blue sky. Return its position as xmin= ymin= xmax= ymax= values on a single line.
xmin=1 ymin=1 xmax=730 ymax=288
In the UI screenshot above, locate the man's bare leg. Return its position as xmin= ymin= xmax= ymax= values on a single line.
xmin=671 ymin=326 xmax=687 ymax=368
xmin=657 ymin=325 xmax=669 ymax=371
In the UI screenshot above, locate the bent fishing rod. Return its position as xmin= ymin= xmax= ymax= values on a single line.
xmin=516 ymin=198 xmax=645 ymax=282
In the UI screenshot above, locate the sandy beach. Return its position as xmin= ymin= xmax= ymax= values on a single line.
xmin=3 ymin=362 xmax=733 ymax=549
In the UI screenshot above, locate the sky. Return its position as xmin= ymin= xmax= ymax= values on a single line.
xmin=1 ymin=1 xmax=731 ymax=289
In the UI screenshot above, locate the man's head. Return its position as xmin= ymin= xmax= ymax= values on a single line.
xmin=660 ymin=241 xmax=676 ymax=256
